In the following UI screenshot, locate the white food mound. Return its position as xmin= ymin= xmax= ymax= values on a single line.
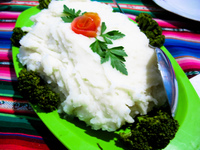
xmin=18 ymin=0 xmax=166 ymax=131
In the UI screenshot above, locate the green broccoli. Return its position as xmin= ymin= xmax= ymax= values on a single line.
xmin=10 ymin=27 xmax=27 ymax=47
xmin=119 ymin=109 xmax=179 ymax=150
xmin=38 ymin=0 xmax=52 ymax=10
xmin=18 ymin=68 xmax=60 ymax=112
xmin=135 ymin=13 xmax=165 ymax=47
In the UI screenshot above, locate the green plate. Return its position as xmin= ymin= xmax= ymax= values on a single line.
xmin=12 ymin=6 xmax=200 ymax=150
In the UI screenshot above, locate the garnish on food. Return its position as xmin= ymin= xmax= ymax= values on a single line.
xmin=18 ymin=68 xmax=60 ymax=112
xmin=71 ymin=12 xmax=101 ymax=37
xmin=10 ymin=27 xmax=27 ymax=47
xmin=135 ymin=13 xmax=165 ymax=47
xmin=61 ymin=5 xmax=127 ymax=75
xmin=119 ymin=108 xmax=179 ymax=150
xmin=61 ymin=5 xmax=83 ymax=23
xmin=90 ymin=22 xmax=127 ymax=75
xmin=62 ymin=5 xmax=101 ymax=37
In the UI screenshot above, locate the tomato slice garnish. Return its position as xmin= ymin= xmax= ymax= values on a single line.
xmin=83 ymin=12 xmax=101 ymax=27
xmin=71 ymin=12 xmax=101 ymax=37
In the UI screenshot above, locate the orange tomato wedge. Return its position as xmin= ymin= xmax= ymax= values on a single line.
xmin=83 ymin=12 xmax=101 ymax=27
xmin=71 ymin=12 xmax=101 ymax=37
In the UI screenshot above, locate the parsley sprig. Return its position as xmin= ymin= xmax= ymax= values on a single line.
xmin=90 ymin=22 xmax=128 ymax=75
xmin=61 ymin=5 xmax=83 ymax=23
xmin=60 ymin=5 xmax=128 ymax=75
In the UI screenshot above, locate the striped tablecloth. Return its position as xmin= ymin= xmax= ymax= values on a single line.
xmin=0 ymin=0 xmax=200 ymax=149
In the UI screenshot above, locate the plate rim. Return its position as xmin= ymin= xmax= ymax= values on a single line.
xmin=153 ymin=0 xmax=200 ymax=22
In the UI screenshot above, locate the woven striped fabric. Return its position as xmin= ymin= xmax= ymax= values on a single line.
xmin=0 ymin=0 xmax=200 ymax=149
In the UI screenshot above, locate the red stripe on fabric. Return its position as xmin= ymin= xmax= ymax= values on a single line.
xmin=0 ymin=96 xmax=35 ymax=115
xmin=0 ymin=135 xmax=49 ymax=150
xmin=177 ymin=58 xmax=200 ymax=71
xmin=0 ymin=108 xmax=35 ymax=115
xmin=128 ymin=14 xmax=179 ymax=29
xmin=0 ymin=105 xmax=35 ymax=115
xmin=0 ymin=22 xmax=15 ymax=31
xmin=0 ymin=96 xmax=27 ymax=102
xmin=0 ymin=3 xmax=36 ymax=7
xmin=0 ymin=65 xmax=17 ymax=81
xmin=163 ymin=30 xmax=200 ymax=43
xmin=0 ymin=108 xmax=16 ymax=114
xmin=154 ymin=19 xmax=181 ymax=28
xmin=151 ymin=17 xmax=199 ymax=29
xmin=0 ymin=22 xmax=16 ymax=28
xmin=0 ymin=50 xmax=12 ymax=61
xmin=0 ymin=11 xmax=20 ymax=19
xmin=0 ymin=1 xmax=38 ymax=7
xmin=0 ymin=144 xmax=41 ymax=150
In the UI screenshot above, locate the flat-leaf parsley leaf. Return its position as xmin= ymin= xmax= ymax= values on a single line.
xmin=90 ymin=38 xmax=107 ymax=57
xmin=100 ymin=22 xmax=125 ymax=44
xmin=90 ymin=22 xmax=128 ymax=75
xmin=61 ymin=5 xmax=83 ymax=23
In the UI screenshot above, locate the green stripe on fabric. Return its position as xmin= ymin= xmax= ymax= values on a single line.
xmin=0 ymin=81 xmax=22 ymax=98
xmin=96 ymin=0 xmax=188 ymax=21
xmin=0 ymin=113 xmax=39 ymax=121
xmin=95 ymin=0 xmax=144 ymax=5
xmin=0 ymin=113 xmax=42 ymax=135
xmin=94 ymin=0 xmax=157 ymax=16
xmin=0 ymin=112 xmax=69 ymax=150
xmin=0 ymin=126 xmax=39 ymax=136
xmin=0 ymin=89 xmax=21 ymax=98
xmin=0 ymin=5 xmax=32 ymax=11
xmin=0 ymin=88 xmax=22 ymax=98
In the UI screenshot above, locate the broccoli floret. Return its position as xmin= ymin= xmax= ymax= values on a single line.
xmin=10 ymin=27 xmax=27 ymax=47
xmin=119 ymin=109 xmax=179 ymax=150
xmin=38 ymin=0 xmax=52 ymax=9
xmin=135 ymin=13 xmax=165 ymax=47
xmin=18 ymin=68 xmax=60 ymax=112
xmin=149 ymin=34 xmax=165 ymax=48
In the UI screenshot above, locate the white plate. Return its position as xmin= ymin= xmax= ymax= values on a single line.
xmin=153 ymin=0 xmax=200 ymax=21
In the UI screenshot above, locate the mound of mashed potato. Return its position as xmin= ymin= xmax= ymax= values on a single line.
xmin=18 ymin=0 xmax=166 ymax=131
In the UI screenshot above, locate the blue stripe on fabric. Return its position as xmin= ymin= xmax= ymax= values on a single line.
xmin=0 ymin=132 xmax=43 ymax=140
xmin=0 ymin=39 xmax=11 ymax=49
xmin=164 ymin=39 xmax=200 ymax=58
xmin=164 ymin=39 xmax=200 ymax=50
xmin=0 ymin=31 xmax=13 ymax=39
xmin=165 ymin=47 xmax=200 ymax=58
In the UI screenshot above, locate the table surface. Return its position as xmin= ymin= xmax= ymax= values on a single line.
xmin=0 ymin=0 xmax=200 ymax=150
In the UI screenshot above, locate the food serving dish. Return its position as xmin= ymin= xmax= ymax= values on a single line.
xmin=12 ymin=6 xmax=200 ymax=150
xmin=153 ymin=0 xmax=200 ymax=22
